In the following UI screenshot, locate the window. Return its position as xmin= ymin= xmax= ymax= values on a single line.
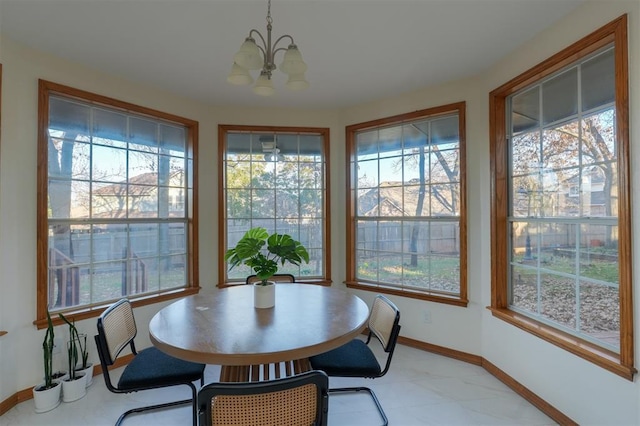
xmin=218 ymin=125 xmax=330 ymax=285
xmin=346 ymin=103 xmax=467 ymax=305
xmin=489 ymin=16 xmax=633 ymax=379
xmin=37 ymin=81 xmax=198 ymax=326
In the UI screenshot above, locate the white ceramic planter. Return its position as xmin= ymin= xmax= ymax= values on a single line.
xmin=51 ymin=371 xmax=68 ymax=383
xmin=76 ymin=363 xmax=94 ymax=388
xmin=254 ymin=282 xmax=275 ymax=308
xmin=32 ymin=381 xmax=61 ymax=413
xmin=62 ymin=373 xmax=86 ymax=402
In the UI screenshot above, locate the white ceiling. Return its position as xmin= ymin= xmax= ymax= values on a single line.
xmin=0 ymin=0 xmax=585 ymax=110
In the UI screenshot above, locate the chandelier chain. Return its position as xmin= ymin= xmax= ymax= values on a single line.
xmin=266 ymin=0 xmax=273 ymax=25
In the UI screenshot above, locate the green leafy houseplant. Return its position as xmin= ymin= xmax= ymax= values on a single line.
xmin=225 ymin=227 xmax=310 ymax=285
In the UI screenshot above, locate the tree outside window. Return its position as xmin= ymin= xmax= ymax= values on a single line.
xmin=218 ymin=125 xmax=330 ymax=285
xmin=346 ymin=103 xmax=467 ymax=306
xmin=37 ymin=81 xmax=198 ymax=326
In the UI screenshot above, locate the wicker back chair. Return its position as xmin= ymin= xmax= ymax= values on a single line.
xmin=198 ymin=370 xmax=329 ymax=426
xmin=95 ymin=298 xmax=205 ymax=426
xmin=309 ymin=295 xmax=401 ymax=426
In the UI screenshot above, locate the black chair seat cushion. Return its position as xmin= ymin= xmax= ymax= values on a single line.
xmin=118 ymin=347 xmax=205 ymax=390
xmin=309 ymin=339 xmax=381 ymax=378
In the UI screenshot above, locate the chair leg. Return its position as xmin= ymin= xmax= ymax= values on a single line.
xmin=191 ymin=381 xmax=199 ymax=426
xmin=114 ymin=382 xmax=199 ymax=426
xmin=115 ymin=399 xmax=192 ymax=426
xmin=329 ymin=386 xmax=388 ymax=426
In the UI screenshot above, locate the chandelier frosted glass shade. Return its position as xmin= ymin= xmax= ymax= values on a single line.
xmin=234 ymin=38 xmax=263 ymax=70
xmin=285 ymin=73 xmax=309 ymax=90
xmin=227 ymin=63 xmax=254 ymax=85
xmin=279 ymin=45 xmax=307 ymax=75
xmin=253 ymin=72 xmax=276 ymax=96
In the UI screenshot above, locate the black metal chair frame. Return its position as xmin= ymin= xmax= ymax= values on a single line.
xmin=311 ymin=294 xmax=401 ymax=426
xmin=95 ymin=299 xmax=205 ymax=426
xmin=197 ymin=370 xmax=329 ymax=426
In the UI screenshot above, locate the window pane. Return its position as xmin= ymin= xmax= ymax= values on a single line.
xmin=93 ymin=145 xmax=127 ymax=183
xmin=43 ymin=89 xmax=193 ymax=313
xmin=542 ymin=121 xmax=579 ymax=169
xmin=429 ymin=146 xmax=459 ymax=184
xmin=511 ymin=221 xmax=538 ymax=265
xmin=252 ymin=189 xmax=275 ymax=218
xmin=378 ymin=185 xmax=403 ymax=217
xmin=579 ymin=224 xmax=618 ymax=284
xmin=93 ymin=108 xmax=127 ymax=148
xmin=357 ymin=159 xmax=379 ymax=188
xmin=129 ymin=117 xmax=159 ymax=152
xmin=227 ymin=189 xmax=251 ymax=219
xmin=511 ymin=87 xmax=540 ymax=134
xmin=356 ymin=130 xmax=379 ymax=161
xmin=540 ymin=272 xmax=576 ymax=329
xmin=300 ymin=190 xmax=322 ymax=218
xmin=540 ymin=223 xmax=576 ymax=275
xmin=49 ymin=97 xmax=90 ymax=137
xmin=128 ymin=185 xmax=158 ymax=217
xmin=160 ymin=255 xmax=187 ymax=290
xmin=579 ymin=280 xmax=619 ymax=349
xmin=504 ymin=41 xmax=624 ymax=355
xmin=275 ymin=189 xmax=299 ymax=219
xmin=222 ymin=129 xmax=328 ymax=282
xmin=511 ymin=131 xmax=541 ymax=176
xmin=299 ymin=162 xmax=322 ymax=189
xmin=431 ymin=184 xmax=459 ymax=216
xmin=350 ymin=106 xmax=465 ymax=301
xmin=403 ymin=185 xmax=427 ymax=217
xmin=511 ymin=264 xmax=537 ymax=312
xmin=582 ymin=48 xmax=615 ymax=111
xmin=275 ymin=162 xmax=299 ymax=189
xmin=160 ymin=124 xmax=186 ymax=156
xmin=543 ymin=67 xmax=578 ymax=125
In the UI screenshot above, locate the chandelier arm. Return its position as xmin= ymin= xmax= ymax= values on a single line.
xmin=272 ymin=46 xmax=290 ymax=58
xmin=272 ymin=34 xmax=295 ymax=50
xmin=249 ymin=29 xmax=268 ymax=51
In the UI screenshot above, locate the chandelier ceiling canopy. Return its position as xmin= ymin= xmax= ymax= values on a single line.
xmin=227 ymin=0 xmax=309 ymax=96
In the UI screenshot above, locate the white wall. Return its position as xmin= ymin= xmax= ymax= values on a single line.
xmin=0 ymin=35 xmax=339 ymax=402
xmin=1 ymin=1 xmax=639 ymax=424
xmin=340 ymin=1 xmax=640 ymax=424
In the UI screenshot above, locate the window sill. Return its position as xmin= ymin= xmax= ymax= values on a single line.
xmin=34 ymin=287 xmax=200 ymax=329
xmin=345 ymin=281 xmax=468 ymax=307
xmin=488 ymin=307 xmax=636 ymax=381
xmin=218 ymin=279 xmax=332 ymax=289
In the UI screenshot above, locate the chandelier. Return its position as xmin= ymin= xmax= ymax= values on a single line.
xmin=227 ymin=0 xmax=309 ymax=96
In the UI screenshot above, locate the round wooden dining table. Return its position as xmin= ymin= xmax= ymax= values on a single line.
xmin=149 ymin=284 xmax=369 ymax=382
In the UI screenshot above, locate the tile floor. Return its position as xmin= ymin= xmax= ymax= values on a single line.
xmin=1 ymin=343 xmax=557 ymax=425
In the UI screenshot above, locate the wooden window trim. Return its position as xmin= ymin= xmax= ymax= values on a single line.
xmin=36 ymin=80 xmax=199 ymax=328
xmin=217 ymin=124 xmax=332 ymax=286
xmin=345 ymin=102 xmax=468 ymax=306
xmin=489 ymin=15 xmax=634 ymax=380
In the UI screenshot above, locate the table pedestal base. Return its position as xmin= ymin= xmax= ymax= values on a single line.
xmin=220 ymin=358 xmax=312 ymax=382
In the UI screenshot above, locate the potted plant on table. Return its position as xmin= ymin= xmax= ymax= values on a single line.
xmin=32 ymin=311 xmax=62 ymax=413
xmin=225 ymin=227 xmax=309 ymax=308
xmin=58 ymin=313 xmax=86 ymax=402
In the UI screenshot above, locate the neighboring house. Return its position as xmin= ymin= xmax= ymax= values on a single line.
xmin=88 ymin=171 xmax=186 ymax=219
